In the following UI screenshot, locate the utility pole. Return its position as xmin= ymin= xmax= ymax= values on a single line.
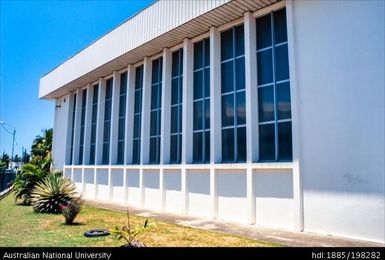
xmin=11 ymin=129 xmax=15 ymax=169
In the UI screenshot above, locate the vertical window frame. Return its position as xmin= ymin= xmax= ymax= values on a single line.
xmin=220 ymin=24 xmax=246 ymax=163
xmin=193 ymin=38 xmax=210 ymax=164
xmin=117 ymin=72 xmax=127 ymax=165
xmin=102 ymin=78 xmax=113 ymax=165
xmin=78 ymin=89 xmax=87 ymax=165
xmin=89 ymin=84 xmax=98 ymax=165
xmin=132 ymin=65 xmax=143 ymax=165
xmin=257 ymin=8 xmax=292 ymax=162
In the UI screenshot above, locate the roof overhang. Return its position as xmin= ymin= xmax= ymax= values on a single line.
xmin=39 ymin=0 xmax=280 ymax=99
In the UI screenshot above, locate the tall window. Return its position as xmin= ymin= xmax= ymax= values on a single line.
xmin=89 ymin=84 xmax=98 ymax=164
xmin=193 ymin=38 xmax=210 ymax=163
xmin=256 ymin=9 xmax=292 ymax=161
xmin=69 ymin=93 xmax=77 ymax=165
xmin=149 ymin=58 xmax=162 ymax=164
xmin=102 ymin=78 xmax=113 ymax=164
xmin=78 ymin=89 xmax=87 ymax=165
xmin=170 ymin=49 xmax=183 ymax=164
xmin=220 ymin=25 xmax=246 ymax=163
xmin=117 ymin=72 xmax=127 ymax=164
xmin=132 ymin=65 xmax=143 ymax=164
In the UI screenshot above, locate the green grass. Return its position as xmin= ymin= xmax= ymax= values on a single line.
xmin=0 ymin=195 xmax=279 ymax=247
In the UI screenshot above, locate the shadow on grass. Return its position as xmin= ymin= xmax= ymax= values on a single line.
xmin=60 ymin=222 xmax=86 ymax=226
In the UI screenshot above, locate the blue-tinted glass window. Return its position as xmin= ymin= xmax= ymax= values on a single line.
xmin=89 ymin=84 xmax=98 ymax=165
xmin=257 ymin=8 xmax=292 ymax=162
xmin=193 ymin=38 xmax=211 ymax=163
xmin=149 ymin=58 xmax=162 ymax=164
xmin=69 ymin=93 xmax=77 ymax=165
xmin=132 ymin=65 xmax=143 ymax=164
xmin=78 ymin=89 xmax=87 ymax=165
xmin=170 ymin=49 xmax=183 ymax=164
xmin=117 ymin=72 xmax=127 ymax=164
xmin=220 ymin=25 xmax=246 ymax=163
xmin=102 ymin=78 xmax=113 ymax=164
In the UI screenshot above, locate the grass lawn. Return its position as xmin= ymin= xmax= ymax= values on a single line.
xmin=0 ymin=195 xmax=278 ymax=247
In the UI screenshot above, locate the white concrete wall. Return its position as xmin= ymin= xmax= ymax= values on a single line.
xmin=188 ymin=170 xmax=211 ymax=218
xmin=291 ymin=0 xmax=385 ymax=243
xmin=84 ymin=168 xmax=95 ymax=199
xmin=126 ymin=169 xmax=141 ymax=208
xmin=52 ymin=95 xmax=70 ymax=170
xmin=111 ymin=169 xmax=125 ymax=204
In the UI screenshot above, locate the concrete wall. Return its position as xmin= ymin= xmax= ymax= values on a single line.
xmin=52 ymin=94 xmax=70 ymax=170
xmin=291 ymin=0 xmax=385 ymax=243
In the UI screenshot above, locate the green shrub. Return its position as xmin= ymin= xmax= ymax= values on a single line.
xmin=31 ymin=175 xmax=78 ymax=213
xmin=60 ymin=197 xmax=84 ymax=225
xmin=110 ymin=210 xmax=154 ymax=247
xmin=13 ymin=164 xmax=48 ymax=205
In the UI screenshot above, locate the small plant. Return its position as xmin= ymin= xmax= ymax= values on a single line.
xmin=60 ymin=197 xmax=84 ymax=225
xmin=31 ymin=174 xmax=78 ymax=213
xmin=110 ymin=210 xmax=154 ymax=247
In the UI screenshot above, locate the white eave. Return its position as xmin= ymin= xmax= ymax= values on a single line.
xmin=39 ymin=0 xmax=279 ymax=99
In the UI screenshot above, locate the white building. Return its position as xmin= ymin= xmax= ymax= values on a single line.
xmin=39 ymin=0 xmax=385 ymax=244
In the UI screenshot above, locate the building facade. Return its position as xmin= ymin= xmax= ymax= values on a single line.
xmin=39 ymin=0 xmax=385 ymax=243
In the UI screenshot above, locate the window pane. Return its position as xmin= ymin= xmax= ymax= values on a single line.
xmin=221 ymin=94 xmax=234 ymax=127
xmin=172 ymin=78 xmax=179 ymax=105
xmin=152 ymin=59 xmax=159 ymax=84
xmin=193 ymin=132 xmax=202 ymax=163
xmin=204 ymin=131 xmax=210 ymax=163
xmin=275 ymin=44 xmax=289 ymax=81
xmin=102 ymin=143 xmax=109 ymax=164
xmin=274 ymin=9 xmax=287 ymax=44
xmin=237 ymin=91 xmax=246 ymax=125
xmin=193 ymin=101 xmax=203 ymax=130
xmin=150 ymin=111 xmax=158 ymax=136
xmin=222 ymin=128 xmax=234 ymax=162
xmin=278 ymin=122 xmax=292 ymax=161
xmin=257 ymin=49 xmax=273 ymax=85
xmin=235 ymin=57 xmax=245 ymax=90
xmin=134 ymin=90 xmax=142 ymax=113
xmin=258 ymin=86 xmax=274 ymax=122
xmin=172 ymin=50 xmax=180 ymax=77
xmin=277 ymin=82 xmax=291 ymax=120
xmin=119 ymin=95 xmax=126 ymax=116
xmin=92 ymin=104 xmax=97 ymax=123
xmin=193 ymin=70 xmax=203 ymax=100
xmin=103 ymin=122 xmax=110 ymax=141
xmin=170 ymin=135 xmax=178 ymax=163
xmin=157 ymin=111 xmax=162 ymax=135
xmin=104 ymin=100 xmax=111 ymax=119
xmin=235 ymin=25 xmax=244 ymax=56
xmin=194 ymin=41 xmax=203 ymax=70
xmin=118 ymin=118 xmax=125 ymax=140
xmin=237 ymin=126 xmax=246 ymax=162
xmin=221 ymin=60 xmax=234 ymax=93
xmin=117 ymin=141 xmax=124 ymax=164
xmin=221 ymin=29 xmax=233 ymax=61
xmin=256 ymin=14 xmax=272 ymax=50
xmin=132 ymin=140 xmax=140 ymax=164
xmin=134 ymin=114 xmax=141 ymax=138
xmin=204 ymin=99 xmax=210 ymax=129
xmin=259 ymin=124 xmax=275 ymax=161
xmin=204 ymin=68 xmax=210 ymax=97
xmin=204 ymin=38 xmax=210 ymax=67
xmin=171 ymin=106 xmax=179 ymax=133
xmin=149 ymin=137 xmax=157 ymax=163
xmin=89 ymin=145 xmax=95 ymax=165
xmin=151 ymin=84 xmax=158 ymax=109
xmin=135 ymin=66 xmax=143 ymax=89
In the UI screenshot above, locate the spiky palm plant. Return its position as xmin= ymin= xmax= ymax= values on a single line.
xmin=31 ymin=175 xmax=78 ymax=213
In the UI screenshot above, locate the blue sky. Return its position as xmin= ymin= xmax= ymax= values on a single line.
xmin=0 ymin=0 xmax=154 ymax=157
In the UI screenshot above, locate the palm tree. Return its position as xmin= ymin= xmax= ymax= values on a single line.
xmin=30 ymin=128 xmax=52 ymax=173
